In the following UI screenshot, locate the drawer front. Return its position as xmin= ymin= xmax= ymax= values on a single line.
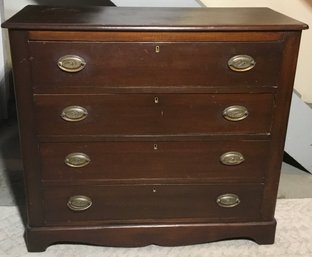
xmin=29 ymin=41 xmax=282 ymax=89
xmin=43 ymin=184 xmax=263 ymax=224
xmin=34 ymin=93 xmax=274 ymax=135
xmin=40 ymin=140 xmax=269 ymax=182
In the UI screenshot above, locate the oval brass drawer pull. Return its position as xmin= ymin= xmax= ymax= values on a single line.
xmin=57 ymin=55 xmax=86 ymax=73
xmin=61 ymin=106 xmax=88 ymax=122
xmin=223 ymin=105 xmax=248 ymax=121
xmin=67 ymin=195 xmax=92 ymax=211
xmin=65 ymin=153 xmax=91 ymax=168
xmin=220 ymin=151 xmax=245 ymax=166
xmin=228 ymin=55 xmax=256 ymax=72
xmin=217 ymin=194 xmax=240 ymax=208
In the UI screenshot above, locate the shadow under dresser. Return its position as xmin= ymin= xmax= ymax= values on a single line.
xmin=2 ymin=5 xmax=308 ymax=252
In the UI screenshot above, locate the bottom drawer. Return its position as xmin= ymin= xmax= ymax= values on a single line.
xmin=43 ymin=184 xmax=263 ymax=225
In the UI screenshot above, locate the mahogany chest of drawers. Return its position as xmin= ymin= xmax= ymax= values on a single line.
xmin=2 ymin=6 xmax=307 ymax=252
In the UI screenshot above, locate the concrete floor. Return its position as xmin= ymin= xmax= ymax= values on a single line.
xmin=0 ymin=117 xmax=311 ymax=206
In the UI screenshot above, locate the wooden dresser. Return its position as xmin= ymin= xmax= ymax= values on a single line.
xmin=2 ymin=6 xmax=307 ymax=252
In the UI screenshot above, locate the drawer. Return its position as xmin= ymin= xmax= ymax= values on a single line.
xmin=40 ymin=140 xmax=269 ymax=182
xmin=34 ymin=93 xmax=274 ymax=135
xmin=43 ymin=184 xmax=263 ymax=224
xmin=29 ymin=41 xmax=282 ymax=89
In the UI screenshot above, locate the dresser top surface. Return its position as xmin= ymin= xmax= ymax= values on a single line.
xmin=2 ymin=5 xmax=308 ymax=31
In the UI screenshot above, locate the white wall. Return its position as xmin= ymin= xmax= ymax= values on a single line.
xmin=3 ymin=0 xmax=201 ymax=18
xmin=0 ymin=0 xmax=8 ymax=120
xmin=113 ymin=0 xmax=202 ymax=7
xmin=201 ymin=0 xmax=312 ymax=103
xmin=4 ymin=0 xmax=119 ymax=18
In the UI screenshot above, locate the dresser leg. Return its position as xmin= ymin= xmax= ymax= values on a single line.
xmin=25 ymin=227 xmax=50 ymax=252
xmin=249 ymin=218 xmax=276 ymax=245
xmin=253 ymin=235 xmax=275 ymax=245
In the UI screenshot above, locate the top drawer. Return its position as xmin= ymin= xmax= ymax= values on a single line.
xmin=29 ymin=41 xmax=282 ymax=90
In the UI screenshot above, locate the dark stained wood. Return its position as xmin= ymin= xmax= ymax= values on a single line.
xmin=2 ymin=6 xmax=308 ymax=31
xmin=34 ymin=94 xmax=274 ymax=135
xmin=25 ymin=220 xmax=276 ymax=252
xmin=43 ymin=184 xmax=263 ymax=224
xmin=29 ymin=41 xmax=283 ymax=88
xmin=8 ymin=31 xmax=44 ymax=226
xmin=28 ymin=31 xmax=285 ymax=42
xmin=261 ymin=31 xmax=304 ymax=220
xmin=37 ymin=133 xmax=272 ymax=143
xmin=33 ymin=85 xmax=277 ymax=95
xmin=39 ymin=140 xmax=269 ymax=182
xmin=3 ymin=6 xmax=307 ymax=252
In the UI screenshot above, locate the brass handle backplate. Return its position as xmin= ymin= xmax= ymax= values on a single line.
xmin=228 ymin=55 xmax=255 ymax=72
xmin=220 ymin=151 xmax=245 ymax=166
xmin=223 ymin=105 xmax=248 ymax=121
xmin=217 ymin=194 xmax=240 ymax=208
xmin=67 ymin=195 xmax=92 ymax=211
xmin=61 ymin=106 xmax=88 ymax=122
xmin=65 ymin=153 xmax=91 ymax=168
xmin=58 ymin=55 xmax=86 ymax=73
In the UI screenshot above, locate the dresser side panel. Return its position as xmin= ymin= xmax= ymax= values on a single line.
xmin=261 ymin=31 xmax=303 ymax=220
xmin=8 ymin=30 xmax=44 ymax=226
